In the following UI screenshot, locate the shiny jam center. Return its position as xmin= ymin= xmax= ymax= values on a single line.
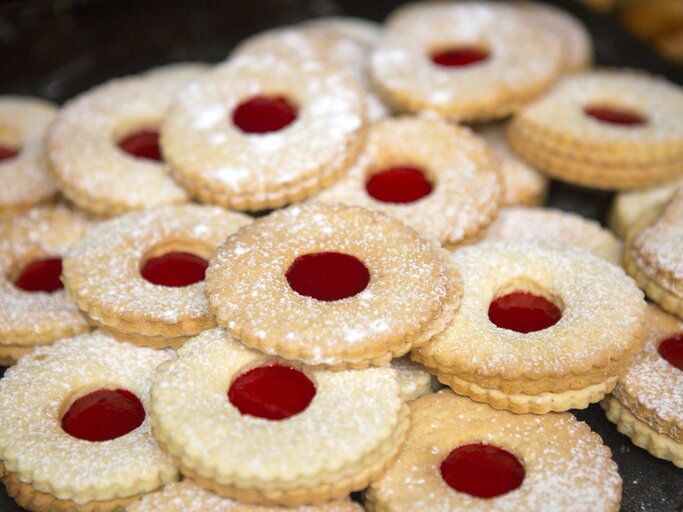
xmin=232 ymin=95 xmax=298 ymax=134
xmin=488 ymin=291 xmax=562 ymax=333
xmin=228 ymin=364 xmax=316 ymax=420
xmin=286 ymin=252 xmax=370 ymax=301
xmin=141 ymin=251 xmax=208 ymax=287
xmin=13 ymin=258 xmax=63 ymax=293
xmin=61 ymin=388 xmax=145 ymax=442
xmin=118 ymin=129 xmax=163 ymax=161
xmin=365 ymin=166 xmax=433 ymax=204
xmin=658 ymin=334 xmax=683 ymax=371
xmin=0 ymin=145 xmax=19 ymax=162
xmin=431 ymin=47 xmax=489 ymax=67
xmin=584 ymin=106 xmax=646 ymax=126
xmin=441 ymin=443 xmax=525 ymax=498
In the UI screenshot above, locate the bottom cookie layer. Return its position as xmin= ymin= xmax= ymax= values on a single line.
xmin=0 ymin=345 xmax=34 ymax=366
xmin=623 ymin=250 xmax=683 ymax=320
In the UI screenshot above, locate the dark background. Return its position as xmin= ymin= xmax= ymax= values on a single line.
xmin=0 ymin=1 xmax=681 ymax=511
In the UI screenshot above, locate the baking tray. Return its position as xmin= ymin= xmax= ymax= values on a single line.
xmin=0 ymin=1 xmax=681 ymax=510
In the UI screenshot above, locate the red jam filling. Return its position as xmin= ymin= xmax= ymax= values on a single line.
xmin=584 ymin=106 xmax=646 ymax=126
xmin=441 ymin=443 xmax=525 ymax=499
xmin=286 ymin=252 xmax=370 ymax=301
xmin=228 ymin=364 xmax=316 ymax=420
xmin=13 ymin=257 xmax=63 ymax=293
xmin=232 ymin=95 xmax=298 ymax=134
xmin=365 ymin=166 xmax=433 ymax=204
xmin=61 ymin=388 xmax=145 ymax=442
xmin=488 ymin=291 xmax=561 ymax=334
xmin=118 ymin=129 xmax=162 ymax=161
xmin=141 ymin=251 xmax=208 ymax=287
xmin=658 ymin=334 xmax=683 ymax=371
xmin=431 ymin=47 xmax=489 ymax=67
xmin=0 ymin=145 xmax=19 ymax=162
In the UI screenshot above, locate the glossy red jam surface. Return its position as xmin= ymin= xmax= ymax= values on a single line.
xmin=365 ymin=166 xmax=433 ymax=204
xmin=488 ymin=291 xmax=561 ymax=333
xmin=61 ymin=388 xmax=145 ymax=442
xmin=232 ymin=95 xmax=298 ymax=134
xmin=0 ymin=145 xmax=19 ymax=162
xmin=13 ymin=258 xmax=63 ymax=293
xmin=431 ymin=47 xmax=489 ymax=67
xmin=118 ymin=129 xmax=162 ymax=161
xmin=658 ymin=334 xmax=683 ymax=371
xmin=286 ymin=252 xmax=370 ymax=301
xmin=228 ymin=364 xmax=316 ymax=420
xmin=441 ymin=443 xmax=525 ymax=498
xmin=141 ymin=251 xmax=208 ymax=287
xmin=584 ymin=106 xmax=646 ymax=126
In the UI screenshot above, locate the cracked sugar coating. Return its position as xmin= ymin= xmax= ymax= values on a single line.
xmin=0 ymin=206 xmax=93 ymax=364
xmin=62 ymin=204 xmax=251 ymax=348
xmin=45 ymin=64 xmax=206 ymax=217
xmin=0 ymin=331 xmax=177 ymax=506
xmin=366 ymin=391 xmax=621 ymax=512
xmin=206 ymin=204 xmax=462 ymax=369
xmin=149 ymin=328 xmax=409 ymax=506
xmin=370 ymin=1 xmax=563 ymax=121
xmin=128 ymin=480 xmax=364 ymax=512
xmin=480 ymin=207 xmax=622 ymax=265
xmin=0 ymin=96 xmax=58 ymax=216
xmin=414 ymin=241 xmax=646 ymax=413
xmin=160 ymin=56 xmax=367 ymax=211
xmin=312 ymin=116 xmax=502 ymax=246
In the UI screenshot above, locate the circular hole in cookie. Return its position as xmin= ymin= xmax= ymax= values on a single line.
xmin=141 ymin=251 xmax=208 ymax=287
xmin=431 ymin=46 xmax=490 ymax=67
xmin=583 ymin=105 xmax=647 ymax=127
xmin=658 ymin=334 xmax=683 ymax=372
xmin=441 ymin=443 xmax=525 ymax=499
xmin=228 ymin=364 xmax=316 ymax=420
xmin=117 ymin=129 xmax=163 ymax=161
xmin=0 ymin=145 xmax=20 ymax=162
xmin=61 ymin=388 xmax=145 ymax=442
xmin=232 ymin=95 xmax=298 ymax=134
xmin=13 ymin=257 xmax=63 ymax=293
xmin=365 ymin=165 xmax=434 ymax=204
xmin=286 ymin=252 xmax=370 ymax=301
xmin=488 ymin=290 xmax=562 ymax=333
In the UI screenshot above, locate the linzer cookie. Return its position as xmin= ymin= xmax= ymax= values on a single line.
xmin=366 ymin=391 xmax=622 ymax=512
xmin=624 ymin=187 xmax=683 ymax=318
xmin=45 ymin=64 xmax=205 ymax=216
xmin=206 ymin=204 xmax=461 ymax=369
xmin=370 ymin=1 xmax=563 ymax=122
xmin=481 ymin=207 xmax=622 ymax=265
xmin=414 ymin=241 xmax=646 ymax=414
xmin=0 ymin=206 xmax=92 ymax=365
xmin=312 ymin=116 xmax=502 ymax=246
xmin=0 ymin=332 xmax=178 ymax=512
xmin=160 ymin=56 xmax=366 ymax=211
xmin=508 ymin=70 xmax=683 ymax=190
xmin=602 ymin=305 xmax=683 ymax=467
xmin=391 ymin=356 xmax=438 ymax=402
xmin=0 ymin=97 xmax=58 ymax=216
xmin=62 ymin=205 xmax=251 ymax=348
xmin=149 ymin=329 xmax=409 ymax=506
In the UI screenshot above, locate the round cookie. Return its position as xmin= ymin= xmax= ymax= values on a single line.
xmin=0 ymin=331 xmax=178 ymax=512
xmin=480 ymin=207 xmax=622 ymax=265
xmin=299 ymin=16 xmax=382 ymax=48
xmin=602 ymin=305 xmax=683 ymax=467
xmin=366 ymin=390 xmax=622 ymax=512
xmin=414 ymin=241 xmax=646 ymax=414
xmin=62 ymin=204 xmax=251 ymax=348
xmin=206 ymin=204 xmax=461 ymax=369
xmin=160 ymin=56 xmax=366 ymax=211
xmin=0 ymin=206 xmax=92 ymax=365
xmin=45 ymin=64 xmax=205 ymax=217
xmin=149 ymin=328 xmax=409 ymax=506
xmin=391 ymin=356 xmax=437 ymax=402
xmin=312 ymin=116 xmax=502 ymax=246
xmin=370 ymin=1 xmax=563 ymax=122
xmin=0 ymin=96 xmax=58 ymax=216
